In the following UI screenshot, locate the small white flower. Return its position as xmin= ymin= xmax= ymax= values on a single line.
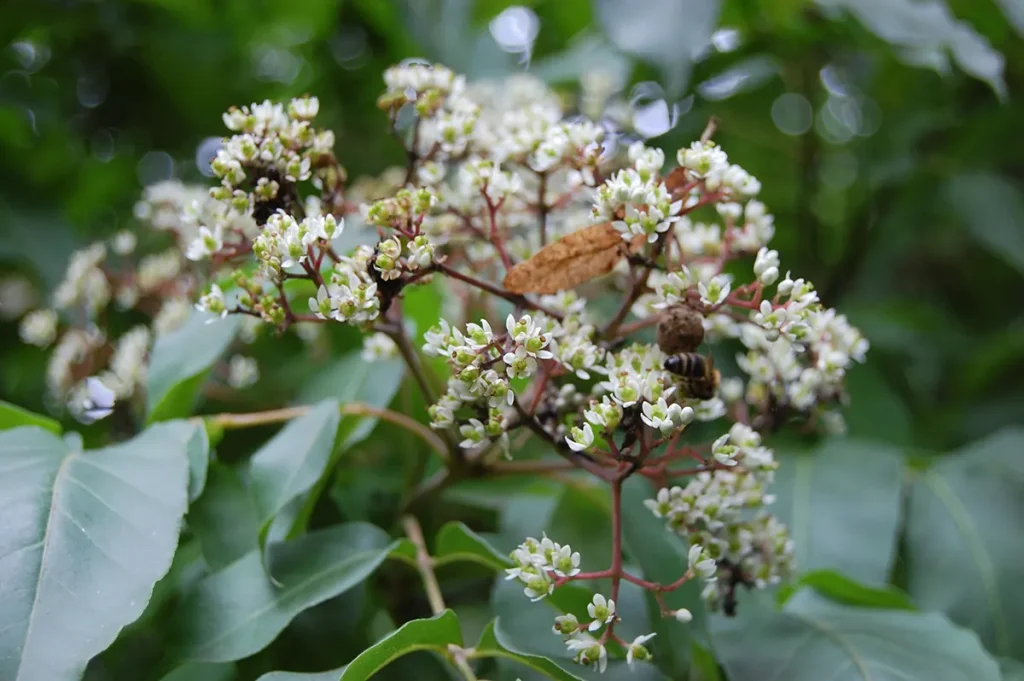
xmin=697 ymin=275 xmax=731 ymax=307
xmin=586 ymin=594 xmax=615 ymax=631
xmin=288 ymin=95 xmax=320 ymax=120
xmin=20 ymin=309 xmax=58 ymax=348
xmin=227 ymin=355 xmax=259 ymax=389
xmin=195 ymin=284 xmax=228 ymax=319
xmin=553 ymin=613 xmax=580 ymax=636
xmin=565 ymin=634 xmax=607 ymax=673
xmin=186 ymin=225 xmax=224 ymax=261
xmin=688 ymin=544 xmax=717 ymax=579
xmin=458 ymin=418 xmax=487 ymax=449
xmin=674 ymin=608 xmax=693 ymax=623
xmin=503 ymin=346 xmax=537 ymax=379
xmin=523 ymin=570 xmax=554 ymax=601
xmin=626 ymin=633 xmax=657 ymax=667
xmin=308 ymin=284 xmax=336 ymax=320
xmin=550 ymin=544 xmax=581 ymax=578
xmin=362 ymin=332 xmax=399 ymax=361
xmin=565 ymin=423 xmax=595 ymax=452
xmin=640 ymin=398 xmax=684 ymax=434
xmin=110 ymin=230 xmax=137 ymax=255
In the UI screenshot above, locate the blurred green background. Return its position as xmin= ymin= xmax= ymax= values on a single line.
xmin=2 ymin=1 xmax=1024 ymax=680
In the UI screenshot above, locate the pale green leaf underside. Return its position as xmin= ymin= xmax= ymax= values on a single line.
xmin=713 ymin=595 xmax=1001 ymax=681
xmin=906 ymin=428 xmax=1024 ymax=660
xmin=0 ymin=423 xmax=191 ymax=681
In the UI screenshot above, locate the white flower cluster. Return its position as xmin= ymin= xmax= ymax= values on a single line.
xmin=251 ymin=211 xmax=344 ymax=273
xmin=422 ymin=316 xmax=516 ymax=447
xmin=645 ymin=423 xmax=794 ymax=609
xmin=133 ymin=180 xmax=210 ymax=240
xmin=505 ymin=536 xmax=658 ymax=673
xmin=52 ymin=243 xmax=110 ymax=314
xmin=678 ymin=140 xmax=761 ymax=197
xmin=361 ymin=332 xmax=398 ymax=361
xmin=307 ymin=245 xmax=381 ymax=326
xmin=731 ymin=268 xmax=868 ymax=418
xmin=226 ymin=355 xmax=259 ymax=389
xmin=529 ymin=118 xmax=605 ymax=176
xmin=593 ymin=142 xmax=682 ymax=244
xmin=215 ymin=96 xmax=330 ymax=191
xmin=467 ymin=73 xmax=563 ymax=162
xmin=381 ymin=62 xmax=479 ymax=160
xmin=19 ymin=308 xmax=58 ymax=348
xmin=45 ymin=326 xmax=105 ymax=397
xmin=101 ymin=325 xmax=151 ymax=399
xmin=565 ymin=343 xmax=705 ymax=453
xmin=424 ymin=304 xmax=604 ymax=450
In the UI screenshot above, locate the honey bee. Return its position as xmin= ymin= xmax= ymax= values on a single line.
xmin=663 ymin=352 xmax=721 ymax=400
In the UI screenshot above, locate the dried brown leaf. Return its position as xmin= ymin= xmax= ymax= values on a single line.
xmin=503 ymin=222 xmax=628 ymax=294
xmin=664 ymin=166 xmax=689 ymax=199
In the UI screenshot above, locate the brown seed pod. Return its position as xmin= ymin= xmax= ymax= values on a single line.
xmin=656 ymin=304 xmax=705 ymax=354
xmin=503 ymin=222 xmax=639 ymax=295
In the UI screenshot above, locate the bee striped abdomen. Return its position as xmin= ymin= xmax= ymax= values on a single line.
xmin=664 ymin=353 xmax=720 ymax=400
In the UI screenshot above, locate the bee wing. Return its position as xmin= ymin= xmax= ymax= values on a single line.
xmin=503 ymin=222 xmax=627 ymax=294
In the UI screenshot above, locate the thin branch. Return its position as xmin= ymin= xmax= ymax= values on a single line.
xmin=200 ymin=402 xmax=447 ymax=459
xmin=437 ymin=263 xmax=564 ymax=320
xmin=401 ymin=515 xmax=447 ymax=616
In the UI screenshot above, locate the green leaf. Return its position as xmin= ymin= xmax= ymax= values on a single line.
xmin=994 ymin=0 xmax=1024 ymax=36
xmin=549 ymin=485 xmax=612 ymax=570
xmin=474 ymin=619 xmax=585 ymax=681
xmin=712 ymin=596 xmax=1000 ymax=681
xmin=905 ymin=428 xmax=1024 ymax=660
xmin=817 ymin=0 xmax=1006 ymax=98
xmin=257 ymin=667 xmax=345 ymax=681
xmin=249 ymin=399 xmax=341 ymax=540
xmin=188 ymin=461 xmax=260 ymax=571
xmin=146 ymin=313 xmax=240 ymax=422
xmin=186 ymin=421 xmax=210 ymax=502
xmin=339 ymin=610 xmax=462 ymax=681
xmin=169 ymin=523 xmax=394 ymax=662
xmin=0 ymin=423 xmax=192 ymax=681
xmin=595 ymin=0 xmax=721 ymax=95
xmin=297 ymin=353 xmax=404 ymax=448
xmin=390 ymin=522 xmax=511 ymax=573
xmin=0 ymin=400 xmax=61 ymax=434
xmin=160 ymin=662 xmax=236 ymax=681
xmin=621 ymin=476 xmax=705 ymax=676
xmin=777 ymin=569 xmax=917 ymax=610
xmin=1002 ymin=657 xmax=1024 ymax=681
xmin=771 ymin=439 xmax=904 ymax=585
xmin=946 ymin=173 xmax=1024 ymax=276
xmin=435 ymin=521 xmax=513 ymax=570
xmin=288 ymin=355 xmax=404 ymax=538
xmin=689 ymin=642 xmax=722 ymax=681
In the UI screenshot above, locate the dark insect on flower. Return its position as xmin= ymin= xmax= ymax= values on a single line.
xmin=369 ymin=246 xmax=405 ymax=315
xmin=656 ymin=304 xmax=705 ymax=354
xmin=718 ymin=558 xmax=755 ymax=618
xmin=618 ymin=404 xmax=643 ymax=452
xmin=664 ymin=352 xmax=720 ymax=400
